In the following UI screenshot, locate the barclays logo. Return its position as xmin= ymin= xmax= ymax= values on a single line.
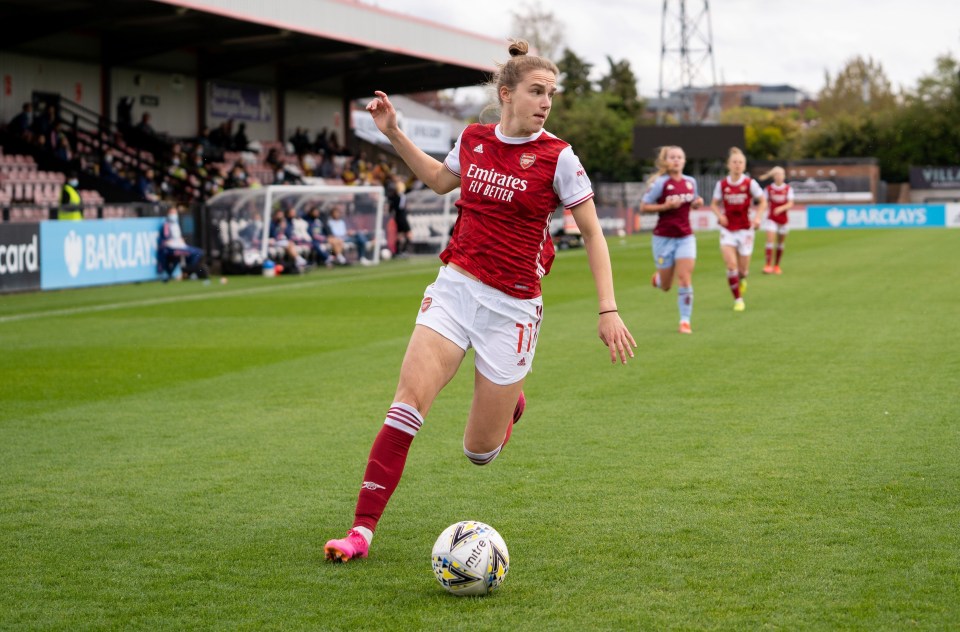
xmin=64 ymin=230 xmax=83 ymax=277
xmin=826 ymin=207 xmax=845 ymax=227
xmin=810 ymin=204 xmax=944 ymax=229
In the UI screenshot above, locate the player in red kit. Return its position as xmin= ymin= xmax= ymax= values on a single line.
xmin=710 ymin=147 xmax=767 ymax=312
xmin=324 ymin=40 xmax=636 ymax=562
xmin=759 ymin=166 xmax=794 ymax=274
xmin=640 ymin=146 xmax=704 ymax=334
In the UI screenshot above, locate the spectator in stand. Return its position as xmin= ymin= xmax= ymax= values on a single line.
xmin=327 ymin=131 xmax=342 ymax=155
xmin=285 ymin=207 xmax=315 ymax=263
xmin=314 ymin=128 xmax=331 ymax=155
xmin=9 ymin=102 xmax=34 ymax=141
xmin=195 ymin=126 xmax=214 ymax=157
xmin=326 ymin=204 xmax=372 ymax=265
xmin=289 ymin=127 xmax=311 ymax=156
xmin=48 ymin=122 xmax=73 ymax=164
xmin=101 ymin=150 xmax=126 ymax=189
xmin=135 ymin=112 xmax=155 ymax=136
xmin=32 ymin=104 xmax=56 ymax=142
xmin=158 ymin=206 xmax=208 ymax=281
xmin=305 ymin=206 xmax=333 ymax=267
xmin=225 ymin=163 xmax=249 ymax=189
xmin=58 ymin=172 xmax=83 ymax=221
xmin=265 ymin=146 xmax=284 ymax=172
xmin=233 ymin=122 xmax=250 ymax=152
xmin=209 ymin=120 xmax=233 ymax=150
xmin=387 ymin=174 xmax=412 ymax=256
xmin=116 ymin=96 xmax=134 ymax=132
xmin=268 ymin=209 xmax=308 ymax=272
xmin=238 ymin=212 xmax=264 ymax=250
xmin=137 ymin=168 xmax=160 ymax=202
xmin=316 ymin=152 xmax=336 ymax=179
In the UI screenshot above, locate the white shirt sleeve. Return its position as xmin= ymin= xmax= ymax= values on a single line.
xmin=554 ymin=146 xmax=593 ymax=208
xmin=712 ymin=181 xmax=723 ymax=203
xmin=749 ymin=179 xmax=764 ymax=199
xmin=443 ymin=131 xmax=465 ymax=176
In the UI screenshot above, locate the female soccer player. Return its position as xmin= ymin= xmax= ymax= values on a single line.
xmin=640 ymin=146 xmax=704 ymax=334
xmin=710 ymin=147 xmax=767 ymax=312
xmin=324 ymin=40 xmax=636 ymax=562
xmin=760 ymin=166 xmax=794 ymax=274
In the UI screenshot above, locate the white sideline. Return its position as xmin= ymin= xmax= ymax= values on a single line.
xmin=0 ymin=265 xmax=433 ymax=325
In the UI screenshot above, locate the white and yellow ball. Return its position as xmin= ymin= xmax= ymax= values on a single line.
xmin=431 ymin=520 xmax=509 ymax=596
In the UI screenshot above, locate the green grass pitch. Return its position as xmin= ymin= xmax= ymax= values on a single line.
xmin=1 ymin=228 xmax=958 ymax=630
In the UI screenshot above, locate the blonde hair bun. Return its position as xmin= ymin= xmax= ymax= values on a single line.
xmin=508 ymin=40 xmax=529 ymax=57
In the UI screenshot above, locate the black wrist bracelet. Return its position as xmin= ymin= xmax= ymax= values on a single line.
xmin=598 ymin=309 xmax=618 ymax=315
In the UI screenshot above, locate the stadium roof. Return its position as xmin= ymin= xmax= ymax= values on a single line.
xmin=0 ymin=0 xmax=504 ymax=98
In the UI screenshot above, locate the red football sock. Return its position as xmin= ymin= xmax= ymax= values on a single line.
xmin=727 ymin=270 xmax=741 ymax=299
xmin=765 ymin=245 xmax=773 ymax=266
xmin=352 ymin=403 xmax=422 ymax=533
xmin=775 ymin=245 xmax=784 ymax=265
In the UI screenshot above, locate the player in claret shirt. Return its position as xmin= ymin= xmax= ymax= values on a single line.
xmin=759 ymin=166 xmax=794 ymax=275
xmin=710 ymin=147 xmax=767 ymax=312
xmin=640 ymin=145 xmax=704 ymax=334
xmin=324 ymin=39 xmax=636 ymax=563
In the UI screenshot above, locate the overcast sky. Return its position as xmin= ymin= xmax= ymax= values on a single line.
xmin=368 ymin=0 xmax=959 ymax=99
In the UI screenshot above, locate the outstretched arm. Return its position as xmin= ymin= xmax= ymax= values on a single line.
xmin=571 ymin=199 xmax=637 ymax=365
xmin=365 ymin=91 xmax=460 ymax=194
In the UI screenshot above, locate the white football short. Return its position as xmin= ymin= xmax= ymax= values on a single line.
xmin=415 ymin=266 xmax=543 ymax=385
xmin=719 ymin=227 xmax=755 ymax=256
xmin=761 ymin=219 xmax=790 ymax=236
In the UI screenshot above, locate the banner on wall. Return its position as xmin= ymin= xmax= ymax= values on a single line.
xmin=352 ymin=110 xmax=452 ymax=154
xmin=0 ymin=223 xmax=41 ymax=293
xmin=210 ymin=82 xmax=273 ymax=122
xmin=807 ymin=204 xmax=946 ymax=229
xmin=40 ymin=218 xmax=164 ymax=290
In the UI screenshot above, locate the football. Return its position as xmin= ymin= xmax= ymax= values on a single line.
xmin=380 ymin=247 xmax=393 ymax=261
xmin=431 ymin=520 xmax=509 ymax=596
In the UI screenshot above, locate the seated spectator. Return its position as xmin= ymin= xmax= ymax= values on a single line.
xmin=158 ymin=206 xmax=208 ymax=281
xmin=325 ymin=204 xmax=372 ymax=265
xmin=239 ymin=212 xmax=265 ymax=250
xmin=9 ymin=102 xmax=34 ymax=141
xmin=101 ymin=150 xmax=128 ymax=190
xmin=137 ymin=168 xmax=160 ymax=202
xmin=135 ymin=112 xmax=155 ymax=136
xmin=305 ymin=206 xmax=333 ymax=267
xmin=225 ymin=163 xmax=249 ymax=189
xmin=32 ymin=104 xmax=56 ymax=141
xmin=49 ymin=122 xmax=73 ymax=164
xmin=269 ymin=209 xmax=308 ymax=272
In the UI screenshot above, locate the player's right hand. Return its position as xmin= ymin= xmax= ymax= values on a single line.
xmin=365 ymin=91 xmax=398 ymax=134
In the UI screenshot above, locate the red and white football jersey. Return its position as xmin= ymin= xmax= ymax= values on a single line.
xmin=441 ymin=123 xmax=593 ymax=299
xmin=765 ymin=183 xmax=793 ymax=225
xmin=713 ymin=175 xmax=764 ymax=231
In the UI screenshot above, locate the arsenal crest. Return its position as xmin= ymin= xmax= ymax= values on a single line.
xmin=519 ymin=153 xmax=536 ymax=169
xmin=420 ymin=297 xmax=432 ymax=313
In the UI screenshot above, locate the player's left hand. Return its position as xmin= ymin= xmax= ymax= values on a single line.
xmin=599 ymin=313 xmax=637 ymax=365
